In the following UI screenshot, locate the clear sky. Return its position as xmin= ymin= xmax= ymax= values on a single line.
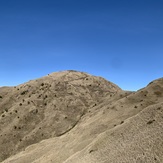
xmin=0 ymin=0 xmax=163 ymax=90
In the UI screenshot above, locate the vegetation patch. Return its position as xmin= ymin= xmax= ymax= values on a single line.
xmin=147 ymin=119 xmax=155 ymax=125
xmin=154 ymin=91 xmax=162 ymax=96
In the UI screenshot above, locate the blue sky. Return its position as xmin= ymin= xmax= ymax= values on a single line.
xmin=0 ymin=0 xmax=163 ymax=90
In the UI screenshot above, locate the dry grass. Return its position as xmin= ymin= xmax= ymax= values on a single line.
xmin=0 ymin=71 xmax=163 ymax=163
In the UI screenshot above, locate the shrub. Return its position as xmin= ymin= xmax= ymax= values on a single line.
xmin=147 ymin=119 xmax=155 ymax=124
xmin=89 ymin=149 xmax=95 ymax=153
xmin=21 ymin=90 xmax=28 ymax=95
xmin=154 ymin=91 xmax=162 ymax=96
xmin=41 ymin=83 xmax=44 ymax=86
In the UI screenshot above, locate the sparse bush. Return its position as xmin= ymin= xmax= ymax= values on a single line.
xmin=147 ymin=119 xmax=155 ymax=124
xmin=38 ymin=94 xmax=42 ymax=98
xmin=148 ymin=81 xmax=153 ymax=85
xmin=19 ymin=103 xmax=22 ymax=106
xmin=41 ymin=83 xmax=44 ymax=86
xmin=89 ymin=149 xmax=94 ymax=153
xmin=0 ymin=96 xmax=2 ymax=98
xmin=157 ymin=107 xmax=161 ymax=110
xmin=154 ymin=91 xmax=162 ymax=96
xmin=21 ymin=90 xmax=28 ymax=95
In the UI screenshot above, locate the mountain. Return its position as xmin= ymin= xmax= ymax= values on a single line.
xmin=0 ymin=70 xmax=163 ymax=163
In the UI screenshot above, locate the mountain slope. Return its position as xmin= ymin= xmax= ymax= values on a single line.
xmin=0 ymin=70 xmax=121 ymax=162
xmin=0 ymin=71 xmax=163 ymax=163
xmin=64 ymin=103 xmax=163 ymax=163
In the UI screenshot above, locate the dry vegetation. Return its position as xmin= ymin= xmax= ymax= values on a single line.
xmin=0 ymin=70 xmax=163 ymax=163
